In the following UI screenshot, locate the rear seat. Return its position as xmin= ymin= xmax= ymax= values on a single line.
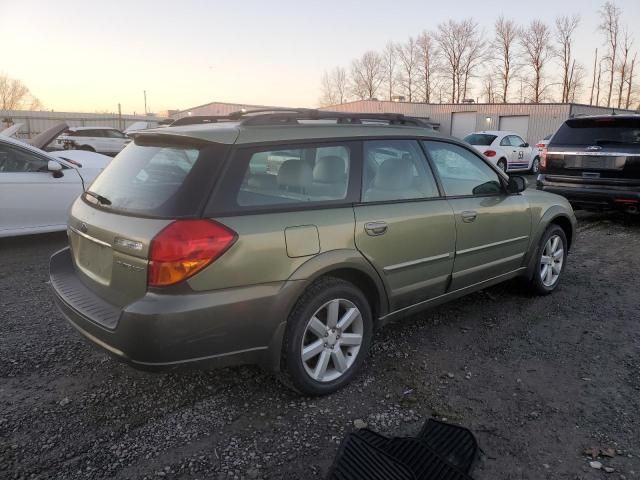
xmin=307 ymin=156 xmax=347 ymax=198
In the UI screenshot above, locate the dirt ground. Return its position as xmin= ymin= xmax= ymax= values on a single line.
xmin=1 ymin=209 xmax=639 ymax=480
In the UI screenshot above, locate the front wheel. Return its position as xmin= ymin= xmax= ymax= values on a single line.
xmin=529 ymin=225 xmax=567 ymax=295
xmin=279 ymin=277 xmax=373 ymax=396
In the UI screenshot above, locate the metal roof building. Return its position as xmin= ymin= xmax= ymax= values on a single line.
xmin=320 ymin=100 xmax=638 ymax=144
xmin=172 ymin=101 xmax=282 ymax=120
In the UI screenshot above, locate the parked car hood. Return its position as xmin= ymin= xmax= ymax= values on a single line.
xmin=0 ymin=123 xmax=24 ymax=138
xmin=29 ymin=122 xmax=69 ymax=150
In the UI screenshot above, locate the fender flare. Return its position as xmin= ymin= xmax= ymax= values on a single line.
xmin=524 ymin=207 xmax=576 ymax=279
xmin=263 ymin=249 xmax=390 ymax=372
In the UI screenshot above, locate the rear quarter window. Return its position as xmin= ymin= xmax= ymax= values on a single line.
xmin=85 ymin=137 xmax=228 ymax=218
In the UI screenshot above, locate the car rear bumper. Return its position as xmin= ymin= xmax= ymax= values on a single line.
xmin=50 ymin=247 xmax=296 ymax=372
xmin=537 ymin=175 xmax=640 ymax=209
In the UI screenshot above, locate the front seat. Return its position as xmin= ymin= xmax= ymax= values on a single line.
xmin=364 ymin=156 xmax=423 ymax=202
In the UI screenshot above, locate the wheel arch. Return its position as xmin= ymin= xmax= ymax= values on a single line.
xmin=524 ymin=209 xmax=576 ymax=280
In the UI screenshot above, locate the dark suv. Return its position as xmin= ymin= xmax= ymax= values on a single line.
xmin=537 ymin=115 xmax=640 ymax=213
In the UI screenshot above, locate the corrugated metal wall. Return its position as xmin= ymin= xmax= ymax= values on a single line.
xmin=0 ymin=110 xmax=162 ymax=138
xmin=321 ymin=101 xmax=638 ymax=144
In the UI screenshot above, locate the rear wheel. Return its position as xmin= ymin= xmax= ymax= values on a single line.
xmin=280 ymin=277 xmax=373 ymax=396
xmin=497 ymin=158 xmax=507 ymax=173
xmin=530 ymin=157 xmax=540 ymax=174
xmin=529 ymin=224 xmax=567 ymax=295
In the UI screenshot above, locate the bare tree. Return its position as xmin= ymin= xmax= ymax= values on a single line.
xmin=482 ymin=75 xmax=498 ymax=103
xmin=519 ymin=20 xmax=554 ymax=102
xmin=460 ymin=22 xmax=486 ymax=101
xmin=333 ymin=67 xmax=348 ymax=105
xmin=493 ymin=16 xmax=519 ymax=102
xmin=396 ymin=37 xmax=420 ymax=102
xmin=382 ymin=41 xmax=398 ymax=101
xmin=0 ymin=74 xmax=42 ymax=110
xmin=589 ymin=48 xmax=599 ymax=104
xmin=319 ymin=70 xmax=338 ymax=106
xmin=595 ymin=59 xmax=604 ymax=105
xmin=555 ymin=14 xmax=581 ymax=103
xmin=625 ymin=52 xmax=637 ymax=109
xmin=435 ymin=19 xmax=483 ymax=103
xmin=350 ymin=51 xmax=385 ymax=100
xmin=616 ymin=30 xmax=633 ymax=108
xmin=567 ymin=61 xmax=586 ymax=102
xmin=416 ymin=31 xmax=438 ymax=103
xmin=598 ymin=1 xmax=622 ymax=107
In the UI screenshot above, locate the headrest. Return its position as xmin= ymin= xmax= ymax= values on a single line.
xmin=374 ymin=157 xmax=414 ymax=190
xmin=277 ymin=160 xmax=312 ymax=188
xmin=313 ymin=156 xmax=346 ymax=183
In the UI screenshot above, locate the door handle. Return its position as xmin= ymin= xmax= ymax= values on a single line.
xmin=364 ymin=221 xmax=388 ymax=236
xmin=461 ymin=211 xmax=477 ymax=223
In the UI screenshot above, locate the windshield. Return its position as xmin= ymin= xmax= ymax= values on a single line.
xmin=463 ymin=134 xmax=497 ymax=146
xmin=86 ymin=138 xmax=227 ymax=218
xmin=551 ymin=117 xmax=640 ymax=146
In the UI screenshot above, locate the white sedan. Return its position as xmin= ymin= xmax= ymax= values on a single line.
xmin=0 ymin=123 xmax=111 ymax=238
xmin=463 ymin=130 xmax=540 ymax=174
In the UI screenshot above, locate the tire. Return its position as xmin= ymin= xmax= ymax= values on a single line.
xmin=497 ymin=158 xmax=507 ymax=173
xmin=279 ymin=277 xmax=373 ymax=396
xmin=529 ymin=224 xmax=567 ymax=295
xmin=530 ymin=157 xmax=540 ymax=174
xmin=79 ymin=145 xmax=95 ymax=152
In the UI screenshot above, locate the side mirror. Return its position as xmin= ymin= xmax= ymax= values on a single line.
xmin=507 ymin=175 xmax=527 ymax=194
xmin=521 ymin=143 xmax=529 ymax=148
xmin=48 ymin=160 xmax=63 ymax=178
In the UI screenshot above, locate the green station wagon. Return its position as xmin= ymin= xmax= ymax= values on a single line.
xmin=50 ymin=109 xmax=576 ymax=395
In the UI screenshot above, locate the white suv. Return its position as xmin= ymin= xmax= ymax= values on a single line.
xmin=463 ymin=130 xmax=539 ymax=174
xmin=56 ymin=127 xmax=130 ymax=155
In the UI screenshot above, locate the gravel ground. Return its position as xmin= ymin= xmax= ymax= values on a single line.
xmin=1 ymin=210 xmax=639 ymax=480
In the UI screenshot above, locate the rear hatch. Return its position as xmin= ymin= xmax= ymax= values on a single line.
xmin=544 ymin=117 xmax=640 ymax=185
xmin=67 ymin=134 xmax=230 ymax=308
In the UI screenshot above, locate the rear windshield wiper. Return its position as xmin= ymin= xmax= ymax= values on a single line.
xmin=85 ymin=190 xmax=112 ymax=206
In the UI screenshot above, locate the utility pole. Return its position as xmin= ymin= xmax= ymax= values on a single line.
xmin=118 ymin=103 xmax=122 ymax=130
xmin=144 ymin=90 xmax=147 ymax=115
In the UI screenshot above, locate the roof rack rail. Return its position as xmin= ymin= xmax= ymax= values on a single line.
xmin=169 ymin=108 xmax=436 ymax=129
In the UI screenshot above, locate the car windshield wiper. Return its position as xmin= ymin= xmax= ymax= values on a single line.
xmin=85 ymin=190 xmax=112 ymax=206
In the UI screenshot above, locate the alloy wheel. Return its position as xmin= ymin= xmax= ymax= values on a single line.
xmin=532 ymin=158 xmax=540 ymax=174
xmin=540 ymin=234 xmax=564 ymax=287
xmin=300 ymin=298 xmax=363 ymax=383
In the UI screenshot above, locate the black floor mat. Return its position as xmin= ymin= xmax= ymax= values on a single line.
xmin=328 ymin=419 xmax=479 ymax=480
xmin=327 ymin=434 xmax=415 ymax=480
xmin=418 ymin=419 xmax=478 ymax=473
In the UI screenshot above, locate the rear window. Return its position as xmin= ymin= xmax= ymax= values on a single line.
xmin=463 ymin=134 xmax=497 ymax=146
xmin=85 ymin=137 xmax=227 ymax=218
xmin=551 ymin=117 xmax=640 ymax=146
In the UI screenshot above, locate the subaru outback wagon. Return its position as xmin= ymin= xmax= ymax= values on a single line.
xmin=50 ymin=109 xmax=576 ymax=395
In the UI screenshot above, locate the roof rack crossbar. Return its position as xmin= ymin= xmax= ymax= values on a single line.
xmin=170 ymin=108 xmax=436 ymax=128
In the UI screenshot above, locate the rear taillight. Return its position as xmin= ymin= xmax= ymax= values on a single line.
xmin=483 ymin=150 xmax=496 ymax=157
xmin=535 ymin=143 xmax=545 ymax=148
xmin=539 ymin=147 xmax=548 ymax=171
xmin=148 ymin=219 xmax=237 ymax=287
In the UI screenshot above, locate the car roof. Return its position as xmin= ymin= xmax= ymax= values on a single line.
xmin=567 ymin=114 xmax=640 ymax=121
xmin=137 ymin=122 xmax=447 ymax=146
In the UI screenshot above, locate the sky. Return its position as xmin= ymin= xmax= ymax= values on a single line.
xmin=2 ymin=0 xmax=639 ymax=114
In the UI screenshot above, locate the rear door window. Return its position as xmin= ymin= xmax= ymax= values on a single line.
xmin=85 ymin=138 xmax=228 ymax=218
xmin=230 ymin=143 xmax=355 ymax=209
xmin=551 ymin=117 xmax=640 ymax=146
xmin=463 ymin=134 xmax=496 ymax=146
